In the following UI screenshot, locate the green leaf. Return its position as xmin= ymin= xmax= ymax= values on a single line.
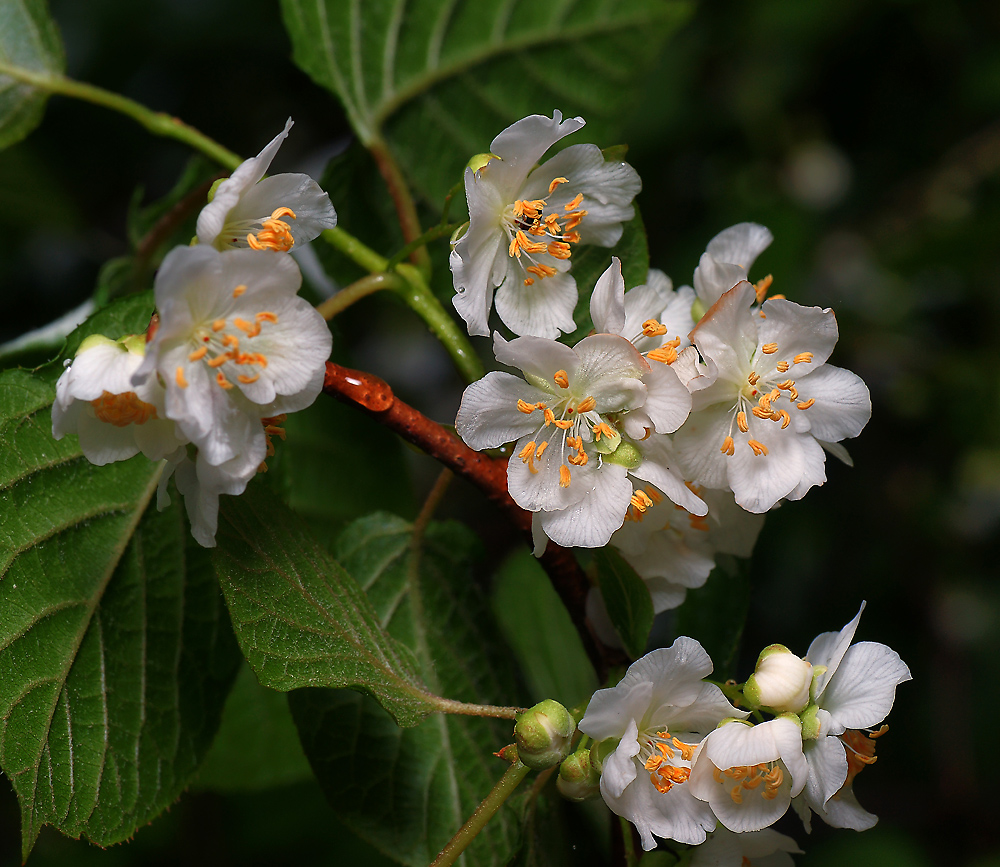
xmin=0 ymin=0 xmax=65 ymax=150
xmin=564 ymin=205 xmax=649 ymax=344
xmin=593 ymin=547 xmax=653 ymax=659
xmin=195 ymin=662 xmax=313 ymax=792
xmin=289 ymin=512 xmax=522 ymax=867
xmin=0 ymin=351 xmax=241 ymax=856
xmin=675 ymin=555 xmax=751 ymax=680
xmin=213 ymin=492 xmax=436 ymax=727
xmin=492 ymin=548 xmax=596 ymax=709
xmin=280 ymin=0 xmax=693 ymax=203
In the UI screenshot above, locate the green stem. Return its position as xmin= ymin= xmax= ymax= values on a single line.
xmin=321 ymin=227 xmax=389 ymax=273
xmin=384 ymin=221 xmax=460 ymax=271
xmin=395 ymin=263 xmax=485 ymax=384
xmin=0 ymin=61 xmax=241 ymax=171
xmin=425 ymin=697 xmax=522 ymax=720
xmin=621 ymin=816 xmax=639 ymax=867
xmin=315 ymin=272 xmax=404 ymax=320
xmin=440 ymin=180 xmax=466 ymax=226
xmin=430 ymin=760 xmax=531 ymax=867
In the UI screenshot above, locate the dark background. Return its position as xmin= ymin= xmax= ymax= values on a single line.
xmin=2 ymin=0 xmax=999 ymax=864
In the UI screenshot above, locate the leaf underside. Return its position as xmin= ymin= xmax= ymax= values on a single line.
xmin=280 ymin=0 xmax=693 ymax=204
xmin=0 ymin=293 xmax=241 ymax=858
xmin=290 ymin=512 xmax=523 ymax=867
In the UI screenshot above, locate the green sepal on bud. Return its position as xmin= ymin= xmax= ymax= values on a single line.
xmin=467 ymin=152 xmax=498 ymax=173
xmin=76 ymin=332 xmax=146 ymax=359
xmin=602 ymin=436 xmax=638 ymax=465
xmin=744 ymin=644 xmax=813 ymax=714
xmin=514 ymin=700 xmax=575 ymax=770
xmin=589 ymin=737 xmax=619 ymax=774
xmin=799 ymin=704 xmax=822 ymax=740
xmin=75 ymin=333 xmax=118 ymax=356
xmin=206 ymin=176 xmax=227 ymax=202
xmin=557 ymin=747 xmax=601 ymax=802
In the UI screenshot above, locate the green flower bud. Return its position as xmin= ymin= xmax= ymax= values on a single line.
xmin=690 ymin=297 xmax=707 ymax=323
xmin=467 ymin=152 xmax=498 ymax=173
xmin=557 ymin=748 xmax=601 ymax=802
xmin=514 ymin=700 xmax=575 ymax=770
xmin=744 ymin=644 xmax=812 ymax=714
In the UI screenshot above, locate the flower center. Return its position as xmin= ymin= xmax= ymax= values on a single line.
xmin=719 ymin=345 xmax=818 ymax=458
xmin=515 ymin=369 xmax=613 ymax=487
xmin=90 ymin=391 xmax=157 ymax=427
xmin=712 ymin=761 xmax=785 ymax=804
xmin=641 ymin=731 xmax=696 ymax=794
xmin=247 ymin=206 xmax=297 ymax=252
xmin=502 ymin=177 xmax=588 ymax=286
xmin=175 ymin=285 xmax=277 ymax=391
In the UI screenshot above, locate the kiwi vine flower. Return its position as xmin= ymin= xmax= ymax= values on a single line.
xmin=196 ymin=118 xmax=338 ymax=252
xmin=450 ymin=110 xmax=641 ymax=338
xmin=132 ymin=244 xmax=331 ymax=471
xmin=674 ymin=281 xmax=871 ymax=513
xmin=690 ymin=222 xmax=775 ymax=314
xmin=793 ymin=605 xmax=911 ymax=832
xmin=578 ymin=637 xmax=746 ymax=850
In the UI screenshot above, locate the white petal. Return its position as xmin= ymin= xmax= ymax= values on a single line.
xmin=727 ymin=415 xmax=806 ymax=513
xmin=485 ymin=111 xmax=586 ymax=200
xmin=572 ymin=334 xmax=649 ymax=411
xmin=821 ymin=642 xmax=911 ymax=731
xmin=814 ymin=782 xmax=877 ymax=831
xmin=196 ymin=118 xmax=293 ymax=246
xmin=690 ymin=282 xmax=759 ymax=380
xmin=673 ymin=405 xmax=734 ymax=491
xmin=494 ymin=264 xmax=577 ymax=338
xmin=580 ymin=680 xmax=653 ymax=742
xmin=632 ymin=437 xmax=708 ymax=516
xmin=638 ymin=362 xmax=692 ymax=434
xmin=601 ymin=719 xmax=641 ymax=798
xmin=705 ymin=223 xmax=773 ymax=271
xmin=611 ymin=773 xmax=715 ymax=849
xmin=700 ymin=488 xmax=766 ymax=558
xmin=226 ymin=173 xmax=337 ymax=246
xmin=539 ymin=463 xmax=632 ymax=548
xmin=451 ymin=247 xmax=494 ymax=337
xmin=75 ymin=411 xmax=141 ymax=465
xmin=590 ymin=257 xmax=626 ymax=335
xmin=455 ymin=372 xmax=548 ymax=450
xmin=806 ymin=603 xmax=865 ymax=696
xmin=693 ymin=253 xmax=748 ymax=309
xmin=493 ymin=332 xmax=579 ymax=384
xmin=783 ymin=434 xmax=827 ymax=503
xmin=661 ymin=284 xmax=697 ymax=347
xmin=793 ymin=364 xmax=871 ymax=443
xmin=757 ymin=298 xmax=838 ymax=375
xmin=802 ymin=735 xmax=848 ymax=812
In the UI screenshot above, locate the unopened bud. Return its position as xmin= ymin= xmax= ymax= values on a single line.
xmin=557 ymin=748 xmax=600 ymax=802
xmin=514 ymin=700 xmax=574 ymax=770
xmin=744 ymin=644 xmax=813 ymax=713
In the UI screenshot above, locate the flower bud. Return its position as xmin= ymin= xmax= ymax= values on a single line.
xmin=76 ymin=334 xmax=118 ymax=357
xmin=799 ymin=703 xmax=822 ymax=740
xmin=557 ymin=748 xmax=600 ymax=802
xmin=514 ymin=700 xmax=575 ymax=770
xmin=744 ymin=644 xmax=813 ymax=713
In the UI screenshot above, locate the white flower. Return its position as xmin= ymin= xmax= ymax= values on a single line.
xmin=132 ymin=245 xmax=331 ymax=470
xmin=612 ymin=485 xmax=765 ymax=612
xmin=745 ymin=646 xmax=813 ymax=714
xmin=690 ymin=828 xmax=802 ymax=867
xmin=688 ymin=718 xmax=809 ymax=833
xmin=52 ymin=333 xmax=188 ymax=465
xmin=673 ymin=281 xmax=871 ymax=513
xmin=450 ymin=110 xmax=641 ymax=338
xmin=620 ymin=268 xmax=696 ymax=356
xmin=793 ymin=604 xmax=911 ymax=832
xmin=196 ymin=118 xmax=338 ymax=252
xmin=455 ymin=265 xmax=702 ymax=551
xmin=690 ymin=222 xmax=774 ymax=313
xmin=578 ymin=637 xmax=747 ymax=850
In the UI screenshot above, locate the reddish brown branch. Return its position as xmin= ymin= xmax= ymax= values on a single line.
xmin=323 ymin=361 xmax=610 ymax=674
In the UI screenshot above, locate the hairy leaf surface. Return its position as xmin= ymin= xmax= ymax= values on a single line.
xmin=214 ymin=494 xmax=436 ymax=727
xmin=0 ymin=295 xmax=240 ymax=857
xmin=290 ymin=512 xmax=522 ymax=867
xmin=280 ymin=0 xmax=692 ymax=203
xmin=0 ymin=0 xmax=65 ymax=150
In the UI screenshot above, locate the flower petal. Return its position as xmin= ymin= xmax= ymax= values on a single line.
xmin=590 ymin=257 xmax=626 ymax=335
xmin=507 ymin=430 xmax=597 ymax=512
xmin=793 ymin=364 xmax=871 ymax=443
xmin=705 ymin=223 xmax=773 ymax=272
xmin=455 ymin=372 xmax=548 ymax=450
xmin=757 ymin=298 xmax=839 ymax=375
xmin=802 ymin=735 xmax=849 ymax=812
xmin=806 ymin=603 xmax=865 ymax=696
xmin=632 ymin=436 xmax=708 ymax=516
xmin=639 ymin=362 xmax=692 ymax=434
xmin=690 ymin=282 xmax=759 ymax=383
xmin=673 ymin=405 xmax=734 ymax=491
xmin=493 ymin=332 xmax=579 ymax=384
xmin=572 ymin=334 xmax=649 ymax=412
xmin=693 ymin=253 xmax=748 ymax=309
xmin=228 ymin=172 xmax=337 ymax=245
xmin=727 ymin=414 xmax=806 ymax=513
xmin=485 ymin=110 xmax=586 ymax=200
xmin=539 ymin=462 xmax=633 ymax=547
xmin=820 ymin=642 xmax=911 ymax=731
xmin=494 ymin=264 xmax=578 ymax=338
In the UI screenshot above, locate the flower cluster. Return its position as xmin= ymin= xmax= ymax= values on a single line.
xmin=451 ymin=118 xmax=870 ymax=609
xmin=576 ymin=607 xmax=910 ymax=860
xmin=53 ymin=121 xmax=336 ymax=546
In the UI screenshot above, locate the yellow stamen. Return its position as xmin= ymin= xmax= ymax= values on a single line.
xmin=176 ymin=367 xmax=188 ymax=388
xmin=232 ymin=284 xmax=247 ymax=298
xmin=721 ymin=436 xmax=735 ymax=455
xmin=754 ymin=274 xmax=773 ymax=303
xmin=216 ymin=371 xmax=233 ymax=389
xmin=553 ymin=419 xmax=574 ymax=430
xmin=523 ymin=277 xmax=535 ymax=286
xmin=543 ymin=407 xmax=556 ymax=426
xmin=747 ymin=372 xmax=760 ymax=386
xmin=761 ymin=342 xmax=778 ymax=354
xmin=565 ymin=193 xmax=584 ymax=211
xmin=642 ymin=319 xmax=668 ymax=337
xmin=776 ymin=360 xmax=790 ymax=373
xmin=594 ymin=423 xmax=616 ymax=441
xmin=238 ymin=374 xmax=260 ymax=384
xmin=548 ymin=176 xmax=569 ymax=193
xmin=207 ymin=353 xmax=231 ymax=368
xmin=797 ymin=398 xmax=815 ymax=410
xmin=234 ymin=317 xmax=262 ymax=337
xmin=188 ymin=346 xmax=208 ymax=362
xmin=519 ymin=441 xmax=539 ymax=474
xmin=256 ymin=311 xmax=278 ymax=323
xmin=794 ymin=352 xmax=814 ymax=364
xmin=553 ymin=369 xmax=569 ymax=388
xmin=517 ymin=399 xmax=537 ymax=414
xmin=576 ymin=396 xmax=596 ymax=413
xmin=559 ymin=465 xmax=572 ymax=487
xmin=90 ymin=391 xmax=158 ymax=427
xmin=526 ymin=263 xmax=558 ymax=279
xmin=212 ymin=319 xmax=226 ymax=332
xmin=221 ymin=334 xmax=240 ymax=348
xmin=748 ymin=439 xmax=769 ymax=456
xmin=736 ymin=411 xmax=749 ymax=433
